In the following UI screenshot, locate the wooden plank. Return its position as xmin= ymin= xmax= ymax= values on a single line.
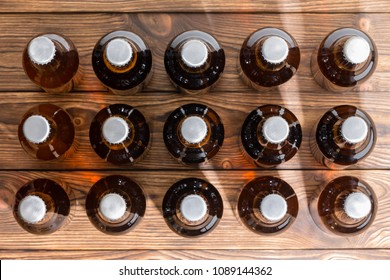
xmin=0 ymin=170 xmax=389 ymax=251
xmin=0 ymin=91 xmax=389 ymax=170
xmin=0 ymin=13 xmax=389 ymax=93
xmin=0 ymin=1 xmax=389 ymax=13
xmin=1 ymin=249 xmax=389 ymax=260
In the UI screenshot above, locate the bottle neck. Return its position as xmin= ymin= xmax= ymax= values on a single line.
xmin=256 ymin=36 xmax=289 ymax=71
xmin=332 ymin=36 xmax=371 ymax=71
xmin=103 ymin=38 xmax=137 ymax=73
xmin=335 ymin=116 xmax=368 ymax=148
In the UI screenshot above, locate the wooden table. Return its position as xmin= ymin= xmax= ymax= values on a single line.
xmin=1 ymin=0 xmax=390 ymax=260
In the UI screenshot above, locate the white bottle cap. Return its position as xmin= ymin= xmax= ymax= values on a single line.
xmin=102 ymin=116 xmax=130 ymax=144
xmin=105 ymin=38 xmax=133 ymax=67
xmin=28 ymin=36 xmax=56 ymax=65
xmin=99 ymin=193 xmax=127 ymax=222
xmin=18 ymin=195 xmax=47 ymax=224
xmin=343 ymin=36 xmax=371 ymax=64
xmin=180 ymin=39 xmax=209 ymax=68
xmin=344 ymin=192 xmax=372 ymax=219
xmin=180 ymin=116 xmax=208 ymax=144
xmin=260 ymin=194 xmax=288 ymax=222
xmin=261 ymin=36 xmax=289 ymax=64
xmin=262 ymin=116 xmax=290 ymax=144
xmin=180 ymin=194 xmax=208 ymax=223
xmin=22 ymin=115 xmax=51 ymax=144
xmin=341 ymin=116 xmax=368 ymax=144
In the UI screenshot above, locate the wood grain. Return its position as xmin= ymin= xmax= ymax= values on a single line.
xmin=0 ymin=1 xmax=389 ymax=13
xmin=1 ymin=249 xmax=389 ymax=260
xmin=0 ymin=170 xmax=389 ymax=251
xmin=0 ymin=13 xmax=389 ymax=93
xmin=0 ymin=91 xmax=389 ymax=170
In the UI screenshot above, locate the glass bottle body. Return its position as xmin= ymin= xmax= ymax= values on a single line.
xmin=89 ymin=103 xmax=150 ymax=165
xmin=162 ymin=177 xmax=223 ymax=237
xmin=241 ymin=104 xmax=302 ymax=167
xmin=311 ymin=28 xmax=377 ymax=92
xmin=310 ymin=105 xmax=376 ymax=169
xmin=239 ymin=27 xmax=300 ymax=91
xmin=92 ymin=30 xmax=153 ymax=95
xmin=238 ymin=176 xmax=299 ymax=235
xmin=18 ymin=103 xmax=76 ymax=161
xmin=309 ymin=176 xmax=377 ymax=235
xmin=22 ymin=33 xmax=80 ymax=93
xmin=164 ymin=30 xmax=225 ymax=95
xmin=13 ymin=178 xmax=73 ymax=234
xmin=163 ymin=103 xmax=224 ymax=165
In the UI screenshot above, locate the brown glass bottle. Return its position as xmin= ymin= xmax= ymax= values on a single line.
xmin=164 ymin=30 xmax=225 ymax=95
xmin=85 ymin=175 xmax=146 ymax=235
xmin=310 ymin=176 xmax=377 ymax=235
xmin=18 ymin=104 xmax=76 ymax=161
xmin=162 ymin=178 xmax=223 ymax=237
xmin=22 ymin=33 xmax=80 ymax=93
xmin=92 ymin=30 xmax=153 ymax=95
xmin=310 ymin=105 xmax=376 ymax=169
xmin=163 ymin=103 xmax=224 ymax=165
xmin=89 ymin=104 xmax=150 ymax=165
xmin=13 ymin=178 xmax=73 ymax=234
xmin=239 ymin=27 xmax=300 ymax=91
xmin=311 ymin=28 xmax=378 ymax=92
xmin=241 ymin=104 xmax=302 ymax=167
xmin=238 ymin=176 xmax=298 ymax=235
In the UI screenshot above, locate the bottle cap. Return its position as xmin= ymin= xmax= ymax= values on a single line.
xmin=261 ymin=36 xmax=289 ymax=64
xmin=260 ymin=193 xmax=288 ymax=222
xmin=105 ymin=38 xmax=133 ymax=67
xmin=180 ymin=39 xmax=209 ymax=68
xmin=180 ymin=194 xmax=208 ymax=223
xmin=99 ymin=193 xmax=127 ymax=221
xmin=343 ymin=36 xmax=371 ymax=64
xmin=180 ymin=116 xmax=208 ymax=144
xmin=344 ymin=192 xmax=372 ymax=219
xmin=262 ymin=116 xmax=290 ymax=144
xmin=18 ymin=195 xmax=47 ymax=224
xmin=28 ymin=36 xmax=56 ymax=65
xmin=341 ymin=116 xmax=368 ymax=144
xmin=102 ymin=116 xmax=130 ymax=144
xmin=22 ymin=115 xmax=51 ymax=144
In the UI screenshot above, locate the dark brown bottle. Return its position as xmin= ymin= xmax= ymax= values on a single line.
xmin=238 ymin=176 xmax=298 ymax=235
xmin=311 ymin=28 xmax=378 ymax=92
xmin=310 ymin=105 xmax=376 ymax=169
xmin=241 ymin=104 xmax=302 ymax=167
xmin=89 ymin=104 xmax=150 ymax=165
xmin=162 ymin=178 xmax=223 ymax=237
xmin=22 ymin=33 xmax=80 ymax=93
xmin=13 ymin=178 xmax=73 ymax=234
xmin=309 ymin=176 xmax=377 ymax=235
xmin=163 ymin=103 xmax=224 ymax=165
xmin=18 ymin=104 xmax=76 ymax=161
xmin=85 ymin=175 xmax=146 ymax=235
xmin=164 ymin=30 xmax=225 ymax=95
xmin=92 ymin=30 xmax=153 ymax=95
xmin=239 ymin=27 xmax=300 ymax=91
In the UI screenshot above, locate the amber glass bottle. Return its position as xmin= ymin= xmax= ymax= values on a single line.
xmin=13 ymin=178 xmax=73 ymax=234
xmin=92 ymin=30 xmax=152 ymax=95
xmin=310 ymin=176 xmax=377 ymax=235
xmin=163 ymin=103 xmax=224 ymax=165
xmin=162 ymin=178 xmax=223 ymax=237
xmin=85 ymin=175 xmax=146 ymax=235
xmin=241 ymin=104 xmax=302 ymax=167
xmin=164 ymin=30 xmax=225 ymax=95
xmin=89 ymin=104 xmax=150 ymax=165
xmin=22 ymin=33 xmax=80 ymax=93
xmin=310 ymin=105 xmax=376 ymax=169
xmin=239 ymin=27 xmax=300 ymax=91
xmin=238 ymin=176 xmax=298 ymax=235
xmin=18 ymin=104 xmax=76 ymax=161
xmin=311 ymin=28 xmax=377 ymax=92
